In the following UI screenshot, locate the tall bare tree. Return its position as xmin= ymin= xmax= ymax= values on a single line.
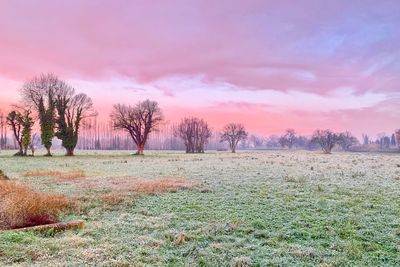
xmin=337 ymin=131 xmax=358 ymax=151
xmin=362 ymin=134 xmax=370 ymax=145
xmin=220 ymin=123 xmax=248 ymax=153
xmin=54 ymin=84 xmax=96 ymax=156
xmin=279 ymin=128 xmax=297 ymax=149
xmin=395 ymin=130 xmax=400 ymax=150
xmin=311 ymin=129 xmax=340 ymax=154
xmin=0 ymin=110 xmax=6 ymax=149
xmin=175 ymin=117 xmax=212 ymax=153
xmin=110 ymin=100 xmax=163 ymax=155
xmin=21 ymin=73 xmax=59 ymax=156
xmin=390 ymin=133 xmax=396 ymax=147
xmin=29 ymin=133 xmax=41 ymax=156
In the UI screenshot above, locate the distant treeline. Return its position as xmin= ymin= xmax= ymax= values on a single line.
xmin=0 ymin=73 xmax=399 ymax=156
xmin=1 ymin=113 xmax=399 ymax=153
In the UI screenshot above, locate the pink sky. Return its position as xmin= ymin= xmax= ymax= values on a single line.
xmin=0 ymin=0 xmax=399 ymax=138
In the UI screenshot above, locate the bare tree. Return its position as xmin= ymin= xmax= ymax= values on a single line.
xmin=175 ymin=117 xmax=211 ymax=153
xmin=265 ymin=135 xmax=281 ymax=148
xmin=110 ymin=100 xmax=163 ymax=155
xmin=395 ymin=130 xmax=400 ymax=150
xmin=54 ymin=84 xmax=96 ymax=156
xmin=311 ymin=129 xmax=340 ymax=154
xmin=391 ymin=133 xmax=396 ymax=147
xmin=220 ymin=123 xmax=248 ymax=153
xmin=379 ymin=136 xmax=391 ymax=150
xmin=337 ymin=131 xmax=358 ymax=151
xmin=362 ymin=134 xmax=370 ymax=145
xmin=279 ymin=128 xmax=297 ymax=149
xmin=0 ymin=110 xmax=6 ymax=149
xmin=29 ymin=133 xmax=41 ymax=156
xmin=21 ymin=73 xmax=60 ymax=156
xmin=248 ymin=134 xmax=264 ymax=148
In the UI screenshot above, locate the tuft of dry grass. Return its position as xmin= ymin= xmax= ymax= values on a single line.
xmin=231 ymin=257 xmax=252 ymax=267
xmin=0 ymin=170 xmax=9 ymax=180
xmin=100 ymin=192 xmax=126 ymax=206
xmin=0 ymin=180 xmax=72 ymax=230
xmin=24 ymin=170 xmax=86 ymax=181
xmin=173 ymin=233 xmax=190 ymax=245
xmin=130 ymin=177 xmax=198 ymax=194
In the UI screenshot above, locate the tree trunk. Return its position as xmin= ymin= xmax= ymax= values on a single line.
xmin=135 ymin=144 xmax=145 ymax=155
xmin=15 ymin=147 xmax=24 ymax=156
xmin=15 ymin=142 xmax=24 ymax=156
xmin=322 ymin=148 xmax=332 ymax=154
xmin=44 ymin=147 xmax=52 ymax=157
xmin=66 ymin=148 xmax=74 ymax=156
xmin=230 ymin=142 xmax=236 ymax=153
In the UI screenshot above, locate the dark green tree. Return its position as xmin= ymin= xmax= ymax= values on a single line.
xmin=21 ymin=73 xmax=58 ymax=156
xmin=6 ymin=109 xmax=34 ymax=156
xmin=6 ymin=111 xmax=23 ymax=156
xmin=21 ymin=110 xmax=34 ymax=156
xmin=55 ymin=85 xmax=96 ymax=156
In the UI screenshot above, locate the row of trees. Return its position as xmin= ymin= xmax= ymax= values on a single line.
xmin=110 ymin=103 xmax=361 ymax=154
xmin=278 ymin=129 xmax=359 ymax=154
xmin=7 ymin=73 xmax=96 ymax=156
xmin=110 ymin=102 xmax=245 ymax=154
xmin=2 ymin=73 xmax=400 ymax=156
xmin=3 ymin=72 xmax=247 ymax=156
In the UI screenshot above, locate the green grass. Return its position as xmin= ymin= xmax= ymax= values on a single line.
xmin=0 ymin=150 xmax=399 ymax=266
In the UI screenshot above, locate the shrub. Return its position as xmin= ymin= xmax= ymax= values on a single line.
xmin=0 ymin=180 xmax=71 ymax=230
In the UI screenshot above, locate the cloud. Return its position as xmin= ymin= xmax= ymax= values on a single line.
xmin=0 ymin=1 xmax=399 ymax=137
xmin=0 ymin=0 xmax=399 ymax=96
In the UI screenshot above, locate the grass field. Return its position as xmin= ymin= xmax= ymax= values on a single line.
xmin=0 ymin=150 xmax=399 ymax=266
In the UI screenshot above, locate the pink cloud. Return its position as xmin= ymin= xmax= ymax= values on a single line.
xmin=0 ymin=1 xmax=399 ymax=137
xmin=1 ymin=1 xmax=399 ymax=94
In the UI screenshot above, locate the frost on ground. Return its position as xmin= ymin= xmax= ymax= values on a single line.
xmin=0 ymin=150 xmax=399 ymax=266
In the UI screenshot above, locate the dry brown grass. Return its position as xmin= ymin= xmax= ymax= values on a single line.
xmin=82 ymin=176 xmax=198 ymax=196
xmin=100 ymin=192 xmax=126 ymax=206
xmin=24 ymin=170 xmax=86 ymax=181
xmin=130 ymin=177 xmax=198 ymax=194
xmin=173 ymin=233 xmax=190 ymax=245
xmin=77 ymin=177 xmax=198 ymax=210
xmin=0 ymin=170 xmax=9 ymax=180
xmin=0 ymin=180 xmax=72 ymax=230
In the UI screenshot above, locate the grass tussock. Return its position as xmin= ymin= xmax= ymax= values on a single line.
xmin=173 ymin=233 xmax=190 ymax=245
xmin=131 ymin=177 xmax=198 ymax=194
xmin=24 ymin=170 xmax=86 ymax=181
xmin=100 ymin=192 xmax=126 ymax=206
xmin=0 ymin=180 xmax=71 ymax=230
xmin=231 ymin=257 xmax=252 ymax=267
xmin=0 ymin=170 xmax=9 ymax=180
